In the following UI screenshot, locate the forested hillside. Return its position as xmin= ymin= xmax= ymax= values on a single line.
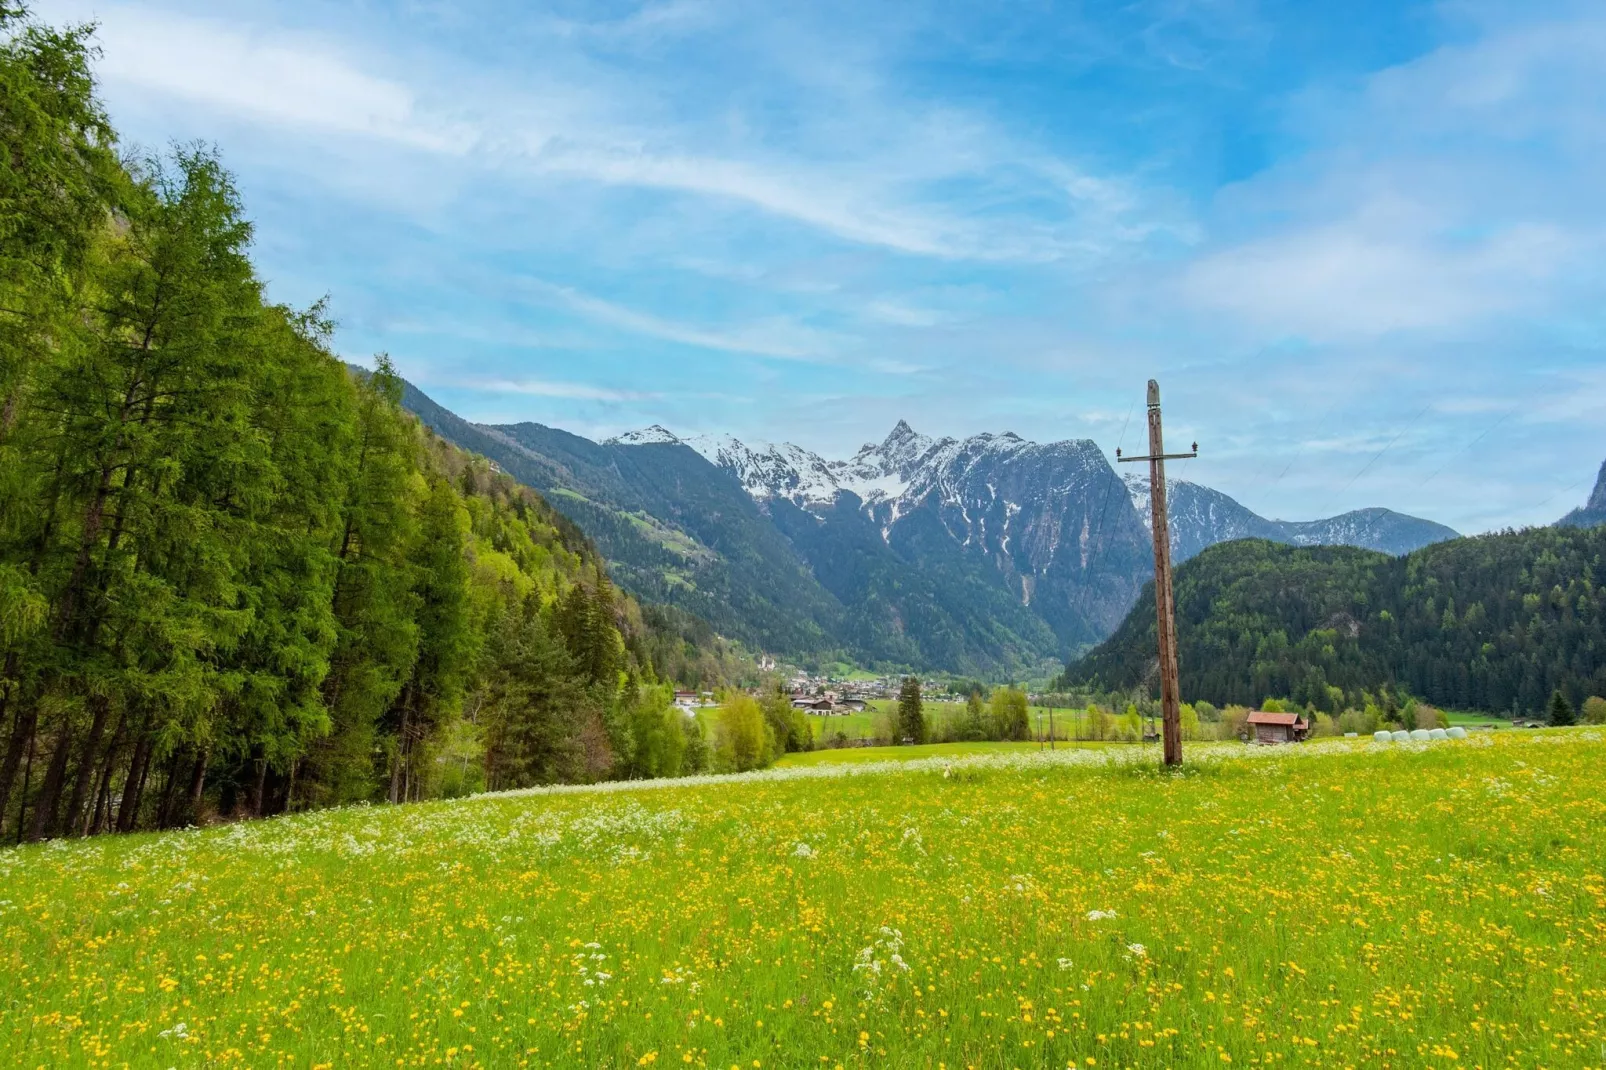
xmin=1065 ymin=527 xmax=1606 ymax=713
xmin=0 ymin=9 xmax=742 ymax=842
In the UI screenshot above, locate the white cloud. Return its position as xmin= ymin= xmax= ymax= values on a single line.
xmin=47 ymin=1 xmax=1162 ymax=263
xmin=864 ymin=300 xmax=947 ymax=328
xmin=65 ymin=4 xmax=473 ymax=152
xmin=1182 ymin=6 xmax=1606 ymax=342
xmin=462 ymin=377 xmax=656 ymax=402
xmin=1185 ymin=212 xmax=1576 ymax=337
xmin=521 ymin=278 xmax=846 ymax=361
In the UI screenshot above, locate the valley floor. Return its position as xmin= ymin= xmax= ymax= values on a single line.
xmin=4 ymin=731 xmax=1603 ymax=1068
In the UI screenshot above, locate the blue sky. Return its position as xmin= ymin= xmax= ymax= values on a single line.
xmin=36 ymin=0 xmax=1606 ymax=532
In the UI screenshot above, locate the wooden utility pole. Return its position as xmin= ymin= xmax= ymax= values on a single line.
xmin=1116 ymin=379 xmax=1197 ymax=766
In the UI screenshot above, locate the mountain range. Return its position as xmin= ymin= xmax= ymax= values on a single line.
xmin=1122 ymin=474 xmax=1459 ymax=562
xmin=398 ymin=378 xmax=1463 ymax=674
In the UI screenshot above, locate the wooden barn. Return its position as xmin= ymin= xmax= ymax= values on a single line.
xmin=1246 ymin=710 xmax=1310 ymax=744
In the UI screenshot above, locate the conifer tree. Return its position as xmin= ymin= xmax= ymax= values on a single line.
xmin=896 ymin=676 xmax=926 ymax=744
xmin=1548 ymin=690 xmax=1576 ymax=727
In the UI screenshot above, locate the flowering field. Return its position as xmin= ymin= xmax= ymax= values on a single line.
xmin=4 ymin=732 xmax=1604 ymax=1069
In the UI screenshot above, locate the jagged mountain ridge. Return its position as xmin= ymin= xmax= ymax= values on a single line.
xmin=614 ymin=421 xmax=1153 ymax=650
xmin=1121 ymin=475 xmax=1459 ymax=561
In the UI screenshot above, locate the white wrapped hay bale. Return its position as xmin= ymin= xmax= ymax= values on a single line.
xmin=1446 ymin=726 xmax=1468 ymax=740
xmin=1410 ymin=729 xmax=1431 ymax=741
xmin=1392 ymin=730 xmax=1411 ymax=742
xmin=1428 ymin=728 xmax=1448 ymax=741
xmin=1374 ymin=730 xmax=1393 ymax=742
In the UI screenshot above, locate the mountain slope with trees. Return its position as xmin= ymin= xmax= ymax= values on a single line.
xmin=1064 ymin=527 xmax=1606 ymax=714
xmin=0 ymin=7 xmax=745 ymax=842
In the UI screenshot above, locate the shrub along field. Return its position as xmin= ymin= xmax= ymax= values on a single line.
xmin=3 ymin=732 xmax=1603 ymax=1068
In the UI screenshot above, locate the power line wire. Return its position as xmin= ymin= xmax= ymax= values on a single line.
xmin=1328 ymin=403 xmax=1432 ymax=513
xmin=1416 ymin=407 xmax=1516 ymax=489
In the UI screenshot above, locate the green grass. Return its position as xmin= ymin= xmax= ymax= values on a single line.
xmin=806 ymin=711 xmax=877 ymax=740
xmin=5 ymin=731 xmax=1604 ymax=1067
xmin=775 ymin=740 xmax=1117 ymax=767
xmin=1442 ymin=709 xmax=1512 ymax=726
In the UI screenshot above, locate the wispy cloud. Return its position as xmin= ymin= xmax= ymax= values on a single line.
xmin=521 ymin=278 xmax=846 ymax=361
xmin=51 ymin=0 xmax=1164 ymax=264
xmin=462 ymin=377 xmax=657 ymax=401
xmin=72 ymin=5 xmax=474 ymax=152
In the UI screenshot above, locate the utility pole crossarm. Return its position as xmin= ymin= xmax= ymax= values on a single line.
xmin=1117 ymin=451 xmax=1197 ymax=463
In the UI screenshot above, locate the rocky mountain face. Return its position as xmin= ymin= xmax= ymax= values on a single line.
xmin=1558 ymin=460 xmax=1606 ymax=529
xmin=1123 ymin=475 xmax=1459 ymax=561
xmin=668 ymin=421 xmax=1152 ymax=651
xmin=399 ymin=378 xmax=1461 ymax=674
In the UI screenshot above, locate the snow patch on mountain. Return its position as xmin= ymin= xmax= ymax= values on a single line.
xmin=609 ymin=425 xmax=681 ymax=446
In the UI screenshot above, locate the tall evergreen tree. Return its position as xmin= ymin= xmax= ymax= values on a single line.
xmin=1549 ymin=690 xmax=1576 ymax=727
xmin=896 ymin=676 xmax=926 ymax=745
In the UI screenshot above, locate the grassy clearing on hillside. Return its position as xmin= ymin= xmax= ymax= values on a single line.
xmin=5 ymin=732 xmax=1604 ymax=1068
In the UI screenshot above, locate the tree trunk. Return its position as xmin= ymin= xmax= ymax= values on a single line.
xmin=250 ymin=755 xmax=268 ymax=818
xmin=0 ymin=699 xmax=37 ymax=821
xmin=27 ymin=721 xmax=75 ymax=841
xmin=186 ymin=749 xmax=207 ymax=826
xmin=88 ymin=758 xmax=112 ymax=835
xmin=116 ymin=732 xmax=152 ymax=832
xmin=13 ymin=727 xmax=36 ymax=844
xmin=156 ymin=751 xmax=182 ymax=828
xmin=62 ymin=695 xmax=111 ymax=836
xmin=85 ymin=711 xmax=126 ymax=836
xmin=282 ymin=757 xmax=297 ymax=815
xmin=388 ymin=697 xmax=411 ymax=805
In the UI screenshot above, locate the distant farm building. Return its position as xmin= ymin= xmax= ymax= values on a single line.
xmin=1246 ymin=711 xmax=1310 ymax=744
xmin=789 ymin=692 xmax=867 ymax=715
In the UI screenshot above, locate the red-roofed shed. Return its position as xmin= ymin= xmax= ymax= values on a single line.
xmin=1246 ymin=710 xmax=1310 ymax=744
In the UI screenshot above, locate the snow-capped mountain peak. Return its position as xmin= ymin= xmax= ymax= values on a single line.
xmin=609 ymin=424 xmax=682 ymax=446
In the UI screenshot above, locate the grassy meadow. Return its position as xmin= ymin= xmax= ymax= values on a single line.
xmin=774 ymin=741 xmax=1110 ymax=768
xmin=5 ymin=731 xmax=1605 ymax=1068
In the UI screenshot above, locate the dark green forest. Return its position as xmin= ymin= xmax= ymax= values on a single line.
xmin=0 ymin=7 xmax=748 ymax=842
xmin=1065 ymin=528 xmax=1606 ymax=714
